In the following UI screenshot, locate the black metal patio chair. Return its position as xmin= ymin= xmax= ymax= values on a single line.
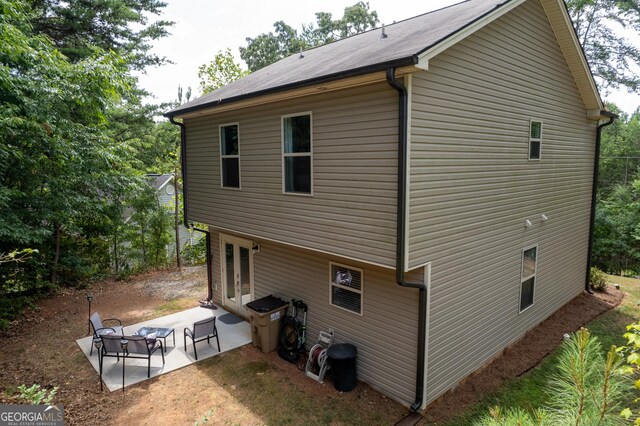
xmin=89 ymin=312 xmax=124 ymax=355
xmin=184 ymin=316 xmax=220 ymax=360
xmin=99 ymin=334 xmax=165 ymax=379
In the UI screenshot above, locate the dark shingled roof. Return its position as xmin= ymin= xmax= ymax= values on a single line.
xmin=166 ymin=0 xmax=512 ymax=117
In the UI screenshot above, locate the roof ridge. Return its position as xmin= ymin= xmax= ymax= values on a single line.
xmin=292 ymin=0 xmax=472 ymax=57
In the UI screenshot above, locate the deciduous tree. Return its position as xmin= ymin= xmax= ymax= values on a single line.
xmin=567 ymin=0 xmax=640 ymax=93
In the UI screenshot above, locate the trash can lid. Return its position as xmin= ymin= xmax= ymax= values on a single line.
xmin=327 ymin=343 xmax=357 ymax=359
xmin=245 ymin=295 xmax=287 ymax=313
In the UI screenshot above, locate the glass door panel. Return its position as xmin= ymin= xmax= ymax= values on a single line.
xmin=240 ymin=247 xmax=251 ymax=306
xmin=225 ymin=243 xmax=235 ymax=304
xmin=221 ymin=236 xmax=254 ymax=315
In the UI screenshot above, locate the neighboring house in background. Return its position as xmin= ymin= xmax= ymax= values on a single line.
xmin=149 ymin=174 xmax=202 ymax=255
xmin=165 ymin=0 xmax=614 ymax=411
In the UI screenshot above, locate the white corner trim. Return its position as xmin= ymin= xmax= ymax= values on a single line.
xmin=417 ymin=0 xmax=527 ymax=67
xmin=421 ymin=262 xmax=432 ymax=410
xmin=404 ymin=74 xmax=413 ymax=273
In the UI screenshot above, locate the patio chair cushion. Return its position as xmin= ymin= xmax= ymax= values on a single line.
xmin=145 ymin=332 xmax=157 ymax=344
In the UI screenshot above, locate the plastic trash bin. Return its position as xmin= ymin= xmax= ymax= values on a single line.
xmin=245 ymin=295 xmax=288 ymax=353
xmin=327 ymin=343 xmax=357 ymax=392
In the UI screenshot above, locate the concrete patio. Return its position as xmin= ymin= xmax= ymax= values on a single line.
xmin=76 ymin=306 xmax=251 ymax=391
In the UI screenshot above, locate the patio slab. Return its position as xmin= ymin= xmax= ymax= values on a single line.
xmin=76 ymin=306 xmax=251 ymax=391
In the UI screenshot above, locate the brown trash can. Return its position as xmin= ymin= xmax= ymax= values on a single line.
xmin=246 ymin=295 xmax=288 ymax=353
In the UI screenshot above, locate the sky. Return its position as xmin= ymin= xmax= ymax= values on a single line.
xmin=135 ymin=0 xmax=640 ymax=114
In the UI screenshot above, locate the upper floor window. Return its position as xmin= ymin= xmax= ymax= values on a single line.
xmin=330 ymin=262 xmax=363 ymax=315
xmin=220 ymin=123 xmax=240 ymax=188
xmin=520 ymin=245 xmax=537 ymax=312
xmin=529 ymin=120 xmax=542 ymax=160
xmin=282 ymin=113 xmax=312 ymax=195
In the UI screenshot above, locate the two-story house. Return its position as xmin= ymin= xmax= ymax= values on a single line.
xmin=165 ymin=0 xmax=615 ymax=411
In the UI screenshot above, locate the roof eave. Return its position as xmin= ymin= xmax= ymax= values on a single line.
xmin=164 ymin=57 xmax=417 ymax=119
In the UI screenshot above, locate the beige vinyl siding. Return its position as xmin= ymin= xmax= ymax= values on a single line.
xmin=184 ymin=83 xmax=398 ymax=268
xmin=209 ymin=229 xmax=422 ymax=406
xmin=408 ymin=0 xmax=597 ymax=403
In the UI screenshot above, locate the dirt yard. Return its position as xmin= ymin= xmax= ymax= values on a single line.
xmin=0 ymin=267 xmax=623 ymax=425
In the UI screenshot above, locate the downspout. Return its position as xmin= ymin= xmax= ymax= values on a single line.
xmin=585 ymin=111 xmax=617 ymax=293
xmin=168 ymin=116 xmax=214 ymax=302
xmin=386 ymin=67 xmax=428 ymax=413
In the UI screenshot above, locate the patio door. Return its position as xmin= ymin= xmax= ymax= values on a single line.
xmin=220 ymin=235 xmax=254 ymax=316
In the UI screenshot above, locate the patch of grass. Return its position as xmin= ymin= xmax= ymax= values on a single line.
xmin=445 ymin=275 xmax=640 ymax=425
xmin=196 ymin=351 xmax=405 ymax=426
xmin=153 ymin=299 xmax=193 ymax=315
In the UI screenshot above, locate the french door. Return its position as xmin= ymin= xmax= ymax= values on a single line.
xmin=220 ymin=235 xmax=254 ymax=316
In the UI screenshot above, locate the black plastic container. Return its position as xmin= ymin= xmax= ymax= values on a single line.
xmin=327 ymin=343 xmax=357 ymax=392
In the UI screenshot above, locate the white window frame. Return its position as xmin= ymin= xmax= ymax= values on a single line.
xmin=528 ymin=119 xmax=542 ymax=161
xmin=519 ymin=244 xmax=538 ymax=313
xmin=219 ymin=122 xmax=241 ymax=190
xmin=281 ymin=111 xmax=313 ymax=196
xmin=329 ymin=261 xmax=363 ymax=316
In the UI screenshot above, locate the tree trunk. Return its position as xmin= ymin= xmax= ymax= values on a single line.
xmin=113 ymin=232 xmax=119 ymax=274
xmin=174 ymin=170 xmax=182 ymax=269
xmin=140 ymin=222 xmax=147 ymax=267
xmin=50 ymin=222 xmax=61 ymax=285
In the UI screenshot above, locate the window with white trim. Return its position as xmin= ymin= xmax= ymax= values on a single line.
xmin=330 ymin=262 xmax=362 ymax=315
xmin=520 ymin=246 xmax=537 ymax=312
xmin=282 ymin=113 xmax=312 ymax=194
xmin=529 ymin=120 xmax=542 ymax=160
xmin=220 ymin=123 xmax=240 ymax=188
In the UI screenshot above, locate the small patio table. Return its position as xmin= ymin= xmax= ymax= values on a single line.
xmin=135 ymin=327 xmax=175 ymax=353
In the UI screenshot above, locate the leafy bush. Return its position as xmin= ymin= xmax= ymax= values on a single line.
xmin=182 ymin=237 xmax=206 ymax=266
xmin=17 ymin=384 xmax=57 ymax=405
xmin=590 ymin=267 xmax=608 ymax=292
xmin=621 ymin=323 xmax=640 ymax=423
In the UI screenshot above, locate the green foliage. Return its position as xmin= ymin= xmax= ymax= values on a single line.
xmin=181 ymin=236 xmax=206 ymax=266
xmin=475 ymin=328 xmax=628 ymax=426
xmin=198 ymin=49 xmax=249 ymax=94
xmin=566 ymin=0 xmax=640 ymax=93
xmin=17 ymin=384 xmax=57 ymax=405
xmin=591 ymin=267 xmax=608 ymax=291
xmin=117 ymin=188 xmax=171 ymax=272
xmin=594 ymin=178 xmax=640 ymax=275
xmin=28 ymin=0 xmax=174 ymax=70
xmin=1 ymin=0 xmax=179 ymax=303
xmin=621 ymin=322 xmax=640 ymax=424
xmin=594 ymin=106 xmax=640 ymax=275
xmin=239 ymin=2 xmax=378 ymax=72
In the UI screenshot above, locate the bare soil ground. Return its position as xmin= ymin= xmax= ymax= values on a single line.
xmin=0 ymin=267 xmax=623 ymax=425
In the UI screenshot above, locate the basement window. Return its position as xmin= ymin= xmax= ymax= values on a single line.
xmin=330 ymin=262 xmax=363 ymax=315
xmin=520 ymin=245 xmax=537 ymax=313
xmin=220 ymin=123 xmax=240 ymax=188
xmin=529 ymin=120 xmax=542 ymax=160
xmin=282 ymin=112 xmax=312 ymax=194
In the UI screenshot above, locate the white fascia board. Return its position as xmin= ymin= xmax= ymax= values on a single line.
xmin=416 ymin=0 xmax=527 ymax=70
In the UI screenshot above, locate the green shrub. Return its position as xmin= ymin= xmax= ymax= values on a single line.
xmin=182 ymin=237 xmax=206 ymax=266
xmin=590 ymin=267 xmax=608 ymax=292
